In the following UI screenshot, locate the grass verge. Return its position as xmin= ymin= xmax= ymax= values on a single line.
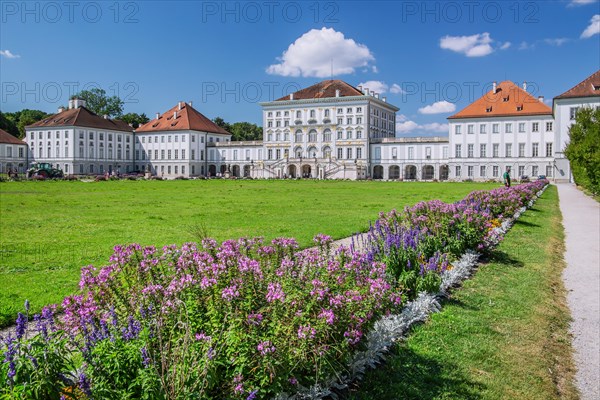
xmin=349 ymin=185 xmax=578 ymax=400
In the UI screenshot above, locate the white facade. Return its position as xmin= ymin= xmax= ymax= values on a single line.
xmin=0 ymin=137 xmax=28 ymax=174
xmin=553 ymin=96 xmax=600 ymax=182
xmin=447 ymin=114 xmax=556 ymax=181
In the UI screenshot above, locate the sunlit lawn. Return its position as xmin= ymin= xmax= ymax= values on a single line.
xmin=0 ymin=179 xmax=496 ymax=327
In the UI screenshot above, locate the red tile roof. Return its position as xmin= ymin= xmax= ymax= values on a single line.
xmin=26 ymin=107 xmax=133 ymax=132
xmin=275 ymin=80 xmax=363 ymax=101
xmin=136 ymin=103 xmax=230 ymax=134
xmin=448 ymin=81 xmax=552 ymax=119
xmin=0 ymin=129 xmax=26 ymax=145
xmin=555 ymin=70 xmax=600 ymax=99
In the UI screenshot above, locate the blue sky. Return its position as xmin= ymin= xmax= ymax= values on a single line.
xmin=1 ymin=0 xmax=599 ymax=136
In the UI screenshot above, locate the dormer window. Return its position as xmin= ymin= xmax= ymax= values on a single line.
xmin=593 ymin=85 xmax=600 ymax=91
xmin=486 ymin=106 xmax=493 ymax=113
xmin=503 ymin=96 xmax=509 ymax=102
xmin=516 ymin=105 xmax=523 ymax=111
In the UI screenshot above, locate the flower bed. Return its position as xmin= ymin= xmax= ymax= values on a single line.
xmin=1 ymin=181 xmax=548 ymax=399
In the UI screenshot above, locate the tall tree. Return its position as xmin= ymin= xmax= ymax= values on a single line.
xmin=72 ymin=88 xmax=124 ymax=118
xmin=0 ymin=112 xmax=19 ymax=137
xmin=213 ymin=117 xmax=262 ymax=141
xmin=565 ymin=107 xmax=600 ymax=194
xmin=213 ymin=117 xmax=232 ymax=133
xmin=2 ymin=109 xmax=50 ymax=138
xmin=120 ymin=112 xmax=149 ymax=128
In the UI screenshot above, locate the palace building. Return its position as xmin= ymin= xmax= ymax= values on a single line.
xmin=21 ymin=70 xmax=599 ymax=182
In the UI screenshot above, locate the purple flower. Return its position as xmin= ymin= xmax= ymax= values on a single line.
xmin=257 ymin=340 xmax=276 ymax=356
xmin=24 ymin=300 xmax=30 ymax=313
xmin=246 ymin=390 xmax=258 ymax=400
xmin=78 ymin=372 xmax=91 ymax=396
xmin=247 ymin=313 xmax=263 ymax=325
xmin=266 ymin=282 xmax=285 ymax=303
xmin=195 ymin=332 xmax=212 ymax=341
xmin=141 ymin=347 xmax=151 ymax=368
xmin=15 ymin=312 xmax=27 ymax=340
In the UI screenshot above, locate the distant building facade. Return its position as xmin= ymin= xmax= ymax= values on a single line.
xmin=0 ymin=129 xmax=28 ymax=174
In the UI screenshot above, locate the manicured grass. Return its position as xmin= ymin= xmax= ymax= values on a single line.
xmin=0 ymin=180 xmax=496 ymax=328
xmin=349 ymin=185 xmax=578 ymax=400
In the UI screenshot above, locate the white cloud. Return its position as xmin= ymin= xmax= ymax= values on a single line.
xmin=518 ymin=41 xmax=533 ymax=50
xmin=569 ymin=0 xmax=598 ymax=7
xmin=439 ymin=32 xmax=494 ymax=57
xmin=418 ymin=100 xmax=456 ymax=114
xmin=390 ymin=84 xmax=404 ymax=94
xmin=266 ymin=28 xmax=375 ymax=78
xmin=358 ymin=80 xmax=389 ymax=94
xmin=581 ymin=14 xmax=600 ymax=38
xmin=544 ymin=38 xmax=569 ymax=46
xmin=0 ymin=50 xmax=20 ymax=59
xmin=500 ymin=42 xmax=511 ymax=50
xmin=396 ymin=119 xmax=449 ymax=134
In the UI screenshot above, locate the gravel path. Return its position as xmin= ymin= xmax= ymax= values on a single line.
xmin=557 ymin=183 xmax=600 ymax=400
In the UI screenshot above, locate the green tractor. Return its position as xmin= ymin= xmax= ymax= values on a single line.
xmin=27 ymin=162 xmax=64 ymax=179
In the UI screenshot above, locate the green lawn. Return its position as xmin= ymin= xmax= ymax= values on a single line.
xmin=0 ymin=180 xmax=496 ymax=328
xmin=349 ymin=185 xmax=577 ymax=400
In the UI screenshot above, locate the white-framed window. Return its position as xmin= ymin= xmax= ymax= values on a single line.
xmin=455 ymin=165 xmax=461 ymax=178
xmin=480 ymin=124 xmax=486 ymax=134
xmin=532 ymin=143 xmax=539 ymax=157
xmin=569 ymin=107 xmax=579 ymax=120
xmin=493 ymin=165 xmax=499 ymax=177
xmin=546 ymin=143 xmax=553 ymax=157
xmin=518 ymin=165 xmax=525 ymax=176
xmin=546 ymin=122 xmax=553 ymax=132
xmin=346 ymin=147 xmax=352 ymax=159
xmin=455 ymin=125 xmax=462 ymax=134
xmin=455 ymin=144 xmax=462 ymax=158
xmin=425 ymin=146 xmax=431 ymax=159
xmin=467 ymin=166 xmax=474 ymax=177
xmin=467 ymin=124 xmax=474 ymax=134
xmin=532 ymin=122 xmax=539 ymax=132
xmin=356 ymin=147 xmax=362 ymax=159
xmin=356 ymin=130 xmax=362 ymax=139
xmin=493 ymin=123 xmax=499 ymax=133
xmin=519 ymin=122 xmax=526 ymax=133
xmin=480 ymin=144 xmax=487 ymax=158
xmin=442 ymin=146 xmax=449 ymax=158
xmin=408 ymin=147 xmax=414 ymax=160
xmin=480 ymin=165 xmax=486 ymax=177
xmin=519 ymin=143 xmax=525 ymax=157
xmin=532 ymin=165 xmax=538 ymax=176
xmin=546 ymin=165 xmax=553 ymax=177
xmin=505 ymin=143 xmax=512 ymax=157
xmin=505 ymin=123 xmax=512 ymax=133
xmin=467 ymin=144 xmax=474 ymax=158
xmin=338 ymin=147 xmax=343 ymax=159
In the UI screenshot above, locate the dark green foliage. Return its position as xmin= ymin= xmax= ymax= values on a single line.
xmin=565 ymin=107 xmax=600 ymax=194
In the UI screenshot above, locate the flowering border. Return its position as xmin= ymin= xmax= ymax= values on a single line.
xmin=281 ymin=184 xmax=548 ymax=399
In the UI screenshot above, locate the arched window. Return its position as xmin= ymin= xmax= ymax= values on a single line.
xmin=308 ymin=130 xmax=317 ymax=142
xmin=323 ymin=129 xmax=332 ymax=142
xmin=295 ymin=130 xmax=302 ymax=142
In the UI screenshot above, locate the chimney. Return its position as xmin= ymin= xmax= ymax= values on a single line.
xmin=173 ymin=111 xmax=178 ymax=119
xmin=358 ymin=85 xmax=363 ymax=92
xmin=68 ymin=99 xmax=74 ymax=109
xmin=103 ymin=114 xmax=109 ymax=119
xmin=492 ymin=82 xmax=497 ymax=94
xmin=290 ymin=93 xmax=294 ymax=100
xmin=58 ymin=106 xmax=65 ymax=113
xmin=522 ymin=81 xmax=527 ymax=91
xmin=382 ymin=96 xmax=387 ymax=102
xmin=375 ymin=93 xmax=379 ymax=99
xmin=188 ymin=101 xmax=193 ymax=107
xmin=155 ymin=112 xmax=160 ymax=120
xmin=538 ymin=96 xmax=544 ymax=103
xmin=178 ymin=101 xmax=183 ymax=110
xmin=335 ymin=89 xmax=340 ymax=97
xmin=364 ymin=88 xmax=370 ymax=96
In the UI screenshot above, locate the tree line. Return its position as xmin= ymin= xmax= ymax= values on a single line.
xmin=0 ymin=88 xmax=262 ymax=142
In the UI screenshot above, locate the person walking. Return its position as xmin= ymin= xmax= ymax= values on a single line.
xmin=503 ymin=167 xmax=512 ymax=187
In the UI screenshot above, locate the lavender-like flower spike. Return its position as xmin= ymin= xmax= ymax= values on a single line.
xmin=15 ymin=312 xmax=27 ymax=340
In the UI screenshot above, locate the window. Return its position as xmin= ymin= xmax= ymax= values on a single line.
xmin=154 ymin=136 xmax=158 ymax=143
xmin=174 ymin=135 xmax=178 ymax=142
xmin=268 ymin=134 xmax=273 ymax=141
xmin=426 ymin=146 xmax=431 ymax=159
xmin=191 ymin=149 xmax=195 ymax=160
xmin=347 ymin=117 xmax=353 ymax=124
xmin=337 ymin=148 xmax=343 ymax=159
xmin=357 ymin=147 xmax=362 ymax=159
xmin=308 ymin=130 xmax=317 ymax=142
xmin=505 ymin=143 xmax=512 ymax=157
xmin=175 ymin=150 xmax=179 ymax=159
xmin=268 ymin=121 xmax=273 ymax=128
xmin=492 ymin=123 xmax=499 ymax=133
xmin=480 ymin=124 xmax=486 ymax=134
xmin=408 ymin=147 xmax=414 ymax=160
xmin=268 ymin=112 xmax=272 ymax=117
xmin=310 ymin=110 xmax=315 ymax=118
xmin=493 ymin=166 xmax=499 ymax=177
xmin=182 ymin=135 xmax=186 ymax=142
xmin=89 ymin=132 xmax=94 ymax=140
xmin=455 ymin=165 xmax=461 ymax=178
xmin=505 ymin=123 xmax=512 ymax=133
xmin=18 ymin=148 xmax=24 ymax=158
xmin=246 ymin=149 xmax=250 ymax=160
xmin=233 ymin=150 xmax=238 ymax=160
xmin=519 ymin=143 xmax=525 ymax=157
xmin=532 ymin=122 xmax=539 ymax=132
xmin=468 ymin=166 xmax=474 ymax=177
xmin=347 ymin=148 xmax=352 ymax=159
xmin=296 ymin=110 xmax=301 ymax=118
xmin=443 ymin=146 xmax=449 ymax=159
xmin=532 ymin=143 xmax=539 ymax=157
xmin=276 ymin=111 xmax=280 ymax=117
xmin=518 ymin=166 xmax=525 ymax=176
xmin=480 ymin=165 xmax=486 ymax=177
xmin=546 ymin=143 xmax=553 ymax=157
xmin=268 ymin=149 xmax=273 ymax=160
xmin=323 ymin=130 xmax=332 ymax=141
xmin=493 ymin=143 xmax=499 ymax=158
xmin=546 ymin=122 xmax=553 ymax=132
xmin=455 ymin=144 xmax=462 ymax=158
xmin=154 ymin=150 xmax=158 ymax=159
xmin=337 ymin=108 xmax=343 ymax=114
xmin=357 ymin=117 xmax=362 ymax=124
xmin=295 ymin=131 xmax=302 ymax=142
xmin=532 ymin=165 xmax=538 ymax=176
xmin=467 ymin=124 xmax=474 ymax=134
xmin=347 ymin=107 xmax=352 ymax=113
xmin=480 ymin=144 xmax=487 ymax=158
xmin=337 ymin=131 xmax=343 ymax=140
xmin=324 ymin=109 xmax=330 ymax=117
xmin=337 ymin=117 xmax=343 ymax=125
xmin=546 ymin=165 xmax=553 ymax=177
xmin=519 ymin=123 xmax=525 ymax=133
xmin=467 ymin=144 xmax=474 ymax=158
xmin=276 ymin=149 xmax=281 ymax=159
xmin=161 ymin=150 xmax=165 ymax=160
xmin=346 ymin=131 xmax=352 ymax=139
xmin=570 ymin=107 xmax=579 ymax=120
xmin=455 ymin=125 xmax=462 ymax=135
xmin=168 ymin=150 xmax=172 ymax=160
xmin=276 ymin=121 xmax=281 ymax=128
xmin=284 ymin=111 xmax=289 ymax=117
xmin=356 ymin=107 xmax=362 ymax=113
xmin=182 ymin=150 xmax=185 ymax=159
xmin=276 ymin=133 xmax=280 ymax=141
xmin=356 ymin=130 xmax=362 ymax=139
